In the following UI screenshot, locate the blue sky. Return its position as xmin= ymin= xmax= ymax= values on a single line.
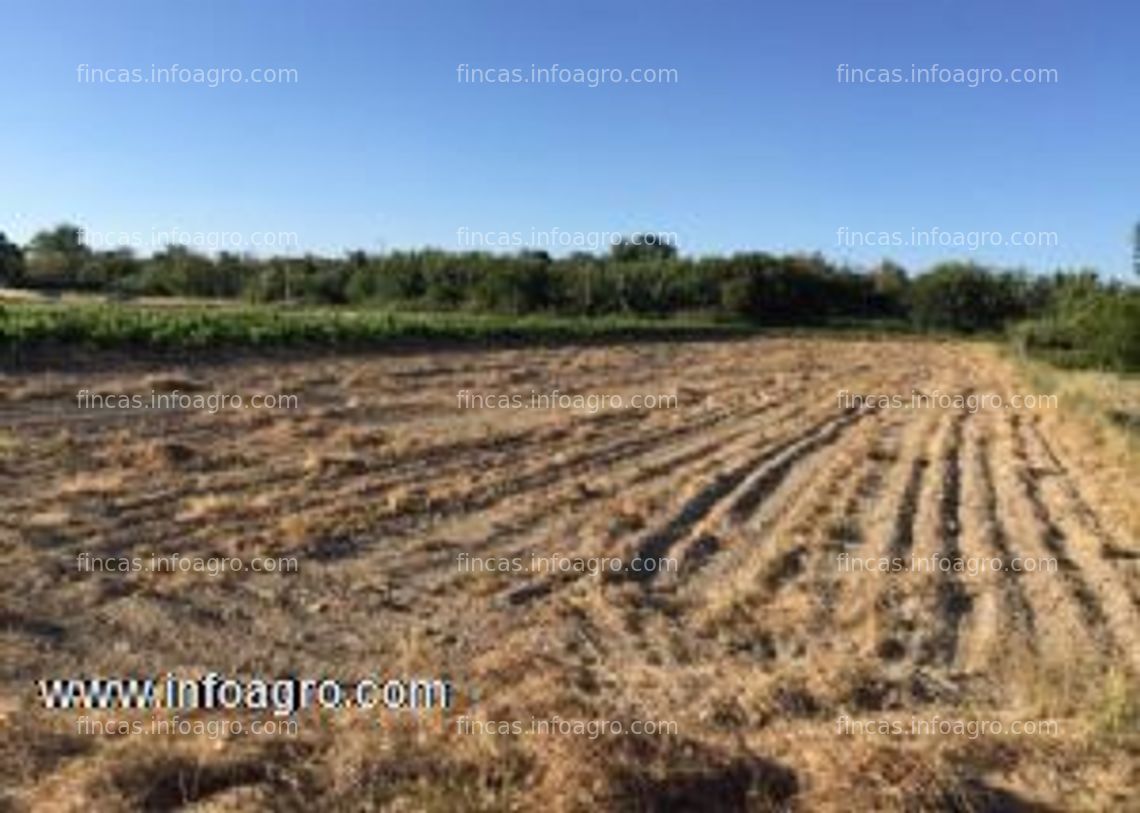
xmin=0 ymin=0 xmax=1136 ymax=277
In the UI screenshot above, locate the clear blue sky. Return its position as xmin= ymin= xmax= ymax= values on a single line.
xmin=1 ymin=0 xmax=1136 ymax=277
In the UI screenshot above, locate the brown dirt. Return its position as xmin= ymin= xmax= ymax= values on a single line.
xmin=0 ymin=338 xmax=1136 ymax=811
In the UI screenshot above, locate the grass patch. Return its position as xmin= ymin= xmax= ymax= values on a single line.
xmin=0 ymin=301 xmax=925 ymax=352
xmin=0 ymin=301 xmax=752 ymax=350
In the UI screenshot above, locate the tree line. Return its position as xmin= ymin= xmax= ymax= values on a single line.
xmin=1 ymin=224 xmax=1135 ymax=369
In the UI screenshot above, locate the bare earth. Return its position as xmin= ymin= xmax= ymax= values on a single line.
xmin=1 ymin=338 xmax=1136 ymax=811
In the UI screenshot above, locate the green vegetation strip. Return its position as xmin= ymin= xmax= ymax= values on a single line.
xmin=0 ymin=302 xmax=756 ymax=349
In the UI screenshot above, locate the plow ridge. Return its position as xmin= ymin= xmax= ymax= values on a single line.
xmin=621 ymin=406 xmax=868 ymax=582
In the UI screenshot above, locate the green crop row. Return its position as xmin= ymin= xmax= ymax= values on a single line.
xmin=0 ymin=301 xmax=752 ymax=350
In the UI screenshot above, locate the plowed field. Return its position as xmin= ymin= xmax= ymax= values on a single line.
xmin=1 ymin=338 xmax=1136 ymax=811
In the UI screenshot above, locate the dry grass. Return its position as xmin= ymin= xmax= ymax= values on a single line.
xmin=1 ymin=338 xmax=1136 ymax=810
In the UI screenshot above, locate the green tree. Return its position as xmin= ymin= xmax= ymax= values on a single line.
xmin=26 ymin=224 xmax=89 ymax=288
xmin=83 ymin=248 xmax=140 ymax=292
xmin=144 ymin=245 xmax=218 ymax=297
xmin=869 ymin=260 xmax=909 ymax=316
xmin=610 ymin=234 xmax=678 ymax=263
xmin=0 ymin=232 xmax=25 ymax=286
xmin=908 ymin=262 xmax=1020 ymax=333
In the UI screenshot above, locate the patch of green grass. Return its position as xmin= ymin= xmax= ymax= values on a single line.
xmin=0 ymin=301 xmax=757 ymax=350
xmin=0 ymin=302 xmax=923 ymax=351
